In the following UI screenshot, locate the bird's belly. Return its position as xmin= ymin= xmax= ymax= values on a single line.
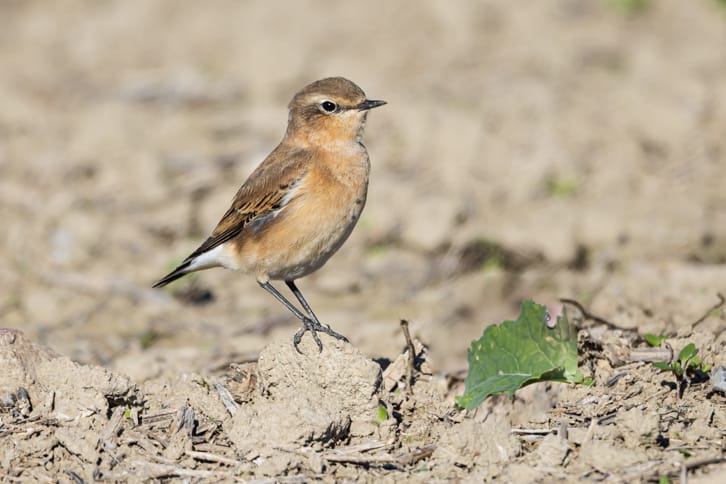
xmin=229 ymin=187 xmax=366 ymax=282
xmin=265 ymin=200 xmax=364 ymax=280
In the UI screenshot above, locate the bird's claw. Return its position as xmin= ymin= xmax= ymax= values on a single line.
xmin=293 ymin=318 xmax=349 ymax=354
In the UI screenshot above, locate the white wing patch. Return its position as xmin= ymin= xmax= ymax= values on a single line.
xmin=187 ymin=244 xmax=239 ymax=271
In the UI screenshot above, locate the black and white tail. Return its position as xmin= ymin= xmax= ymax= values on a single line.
xmin=153 ymin=260 xmax=194 ymax=288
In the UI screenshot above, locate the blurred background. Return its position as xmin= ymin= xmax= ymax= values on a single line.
xmin=1 ymin=0 xmax=725 ymax=379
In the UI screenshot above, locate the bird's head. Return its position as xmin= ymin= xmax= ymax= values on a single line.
xmin=286 ymin=77 xmax=386 ymax=146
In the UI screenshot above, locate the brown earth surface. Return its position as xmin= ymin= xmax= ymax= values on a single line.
xmin=1 ymin=0 xmax=726 ymax=481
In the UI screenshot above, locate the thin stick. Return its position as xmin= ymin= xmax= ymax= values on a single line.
xmin=558 ymin=419 xmax=568 ymax=442
xmin=186 ymin=449 xmax=239 ymax=466
xmin=691 ymin=292 xmax=725 ymax=328
xmin=400 ymin=320 xmax=416 ymax=395
xmin=327 ymin=440 xmax=386 ymax=455
xmin=324 ymin=453 xmax=395 ymax=464
xmin=511 ymin=428 xmax=555 ymax=435
xmin=139 ymin=410 xmax=177 ymax=425
xmin=604 ymin=372 xmax=628 ymax=387
xmin=396 ymin=445 xmax=436 ymax=466
xmin=628 ymin=346 xmax=673 ymax=363
xmin=324 ymin=444 xmax=435 ymax=467
xmin=684 ymin=455 xmax=726 ymax=470
xmin=98 ymin=406 xmax=126 ymax=446
xmin=127 ymin=461 xmax=224 ymax=478
xmin=215 ymin=383 xmax=239 ymax=417
xmin=559 ymin=298 xmax=622 ymax=330
xmin=582 ymin=418 xmax=598 ymax=445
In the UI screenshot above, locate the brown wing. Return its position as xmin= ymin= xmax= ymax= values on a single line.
xmin=152 ymin=146 xmax=311 ymax=288
xmin=190 ymin=148 xmax=310 ymax=259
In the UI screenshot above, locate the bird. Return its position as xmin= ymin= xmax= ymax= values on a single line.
xmin=153 ymin=77 xmax=386 ymax=353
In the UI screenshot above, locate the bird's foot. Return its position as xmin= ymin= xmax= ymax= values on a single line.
xmin=293 ymin=318 xmax=349 ymax=354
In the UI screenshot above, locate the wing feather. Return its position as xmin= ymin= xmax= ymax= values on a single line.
xmin=153 ymin=146 xmax=311 ymax=287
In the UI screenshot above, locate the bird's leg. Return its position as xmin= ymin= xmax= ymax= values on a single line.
xmin=285 ymin=280 xmax=323 ymax=326
xmin=258 ymin=281 xmax=346 ymax=353
xmin=285 ymin=280 xmax=349 ymax=345
xmin=257 ymin=281 xmax=322 ymax=351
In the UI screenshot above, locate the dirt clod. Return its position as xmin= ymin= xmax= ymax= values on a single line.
xmin=227 ymin=335 xmax=381 ymax=464
xmin=0 ymin=329 xmax=140 ymax=419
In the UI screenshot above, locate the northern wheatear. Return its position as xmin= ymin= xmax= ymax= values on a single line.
xmin=154 ymin=77 xmax=385 ymax=352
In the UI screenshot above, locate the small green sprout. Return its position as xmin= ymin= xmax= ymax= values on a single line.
xmin=652 ymin=343 xmax=711 ymax=378
xmin=139 ymin=329 xmax=161 ymax=350
xmin=643 ymin=333 xmax=668 ymax=347
xmin=375 ymin=403 xmax=388 ymax=425
xmin=607 ymin=0 xmax=649 ymax=14
xmin=546 ymin=175 xmax=580 ymax=198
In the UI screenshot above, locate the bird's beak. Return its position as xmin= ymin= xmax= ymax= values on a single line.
xmin=356 ymin=99 xmax=387 ymax=111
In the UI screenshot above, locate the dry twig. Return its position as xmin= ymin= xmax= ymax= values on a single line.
xmin=559 ymin=298 xmax=626 ymax=330
xmin=324 ymin=444 xmax=436 ymax=468
xmin=628 ymin=344 xmax=674 ymax=363
xmin=127 ymin=460 xmax=226 ymax=479
xmin=691 ymin=292 xmax=725 ymax=328
xmin=511 ymin=428 xmax=556 ymax=435
xmin=186 ymin=449 xmax=239 ymax=466
xmin=684 ymin=455 xmax=726 ymax=470
xmin=396 ymin=445 xmax=437 ymax=466
xmin=215 ymin=382 xmax=239 ymax=417
xmin=327 ymin=441 xmax=386 ymax=455
xmin=400 ymin=319 xmax=416 ymax=395
xmin=99 ymin=406 xmax=126 ymax=443
xmin=139 ymin=410 xmax=177 ymax=426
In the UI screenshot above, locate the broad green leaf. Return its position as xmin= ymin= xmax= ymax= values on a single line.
xmin=456 ymin=300 xmax=583 ymax=409
xmin=678 ymin=343 xmax=698 ymax=362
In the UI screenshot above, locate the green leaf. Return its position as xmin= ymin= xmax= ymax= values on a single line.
xmin=607 ymin=0 xmax=649 ymax=14
xmin=653 ymin=342 xmax=710 ymax=377
xmin=375 ymin=404 xmax=388 ymax=425
xmin=546 ymin=175 xmax=580 ymax=198
xmin=582 ymin=377 xmax=596 ymax=386
xmin=643 ymin=333 xmax=668 ymax=347
xmin=678 ymin=343 xmax=698 ymax=362
xmin=456 ymin=300 xmax=583 ymax=409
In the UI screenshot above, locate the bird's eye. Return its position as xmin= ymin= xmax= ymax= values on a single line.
xmin=321 ymin=101 xmax=337 ymax=113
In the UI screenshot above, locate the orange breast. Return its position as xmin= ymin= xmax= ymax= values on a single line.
xmin=230 ymin=150 xmax=369 ymax=282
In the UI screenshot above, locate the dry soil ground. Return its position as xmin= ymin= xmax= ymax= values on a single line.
xmin=1 ymin=0 xmax=726 ymax=482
